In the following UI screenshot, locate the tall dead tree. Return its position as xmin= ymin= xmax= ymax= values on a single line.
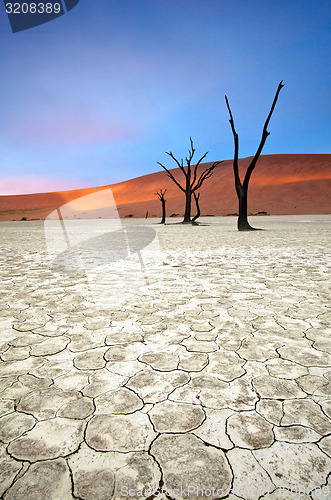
xmin=155 ymin=189 xmax=167 ymax=224
xmin=157 ymin=138 xmax=221 ymax=223
xmin=225 ymin=81 xmax=284 ymax=231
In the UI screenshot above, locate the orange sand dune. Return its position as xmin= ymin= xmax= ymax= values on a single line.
xmin=0 ymin=154 xmax=330 ymax=221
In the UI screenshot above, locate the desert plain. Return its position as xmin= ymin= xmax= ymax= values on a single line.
xmin=0 ymin=214 xmax=330 ymax=499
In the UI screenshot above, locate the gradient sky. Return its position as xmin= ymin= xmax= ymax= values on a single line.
xmin=0 ymin=0 xmax=330 ymax=194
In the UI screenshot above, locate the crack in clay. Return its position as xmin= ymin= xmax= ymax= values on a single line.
xmin=0 ymin=460 xmax=30 ymax=498
xmin=258 ymin=487 xmax=279 ymax=499
xmin=224 ymin=415 xmax=236 ymax=449
xmin=136 ymin=356 xmax=180 ymax=373
xmin=315 ymin=400 xmax=331 ymax=421
xmin=165 ymin=373 xmax=193 ymax=401
xmin=309 ymin=339 xmax=331 ymax=356
xmin=272 ymin=316 xmax=287 ymax=331
xmin=66 ymin=459 xmax=84 ymax=500
xmin=191 ymin=433 xmax=237 ymax=499
xmin=308 ymin=470 xmax=330 ymax=497
xmin=251 ymin=450 xmax=278 ymax=489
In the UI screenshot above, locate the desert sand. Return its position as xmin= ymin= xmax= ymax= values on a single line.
xmin=0 ymin=215 xmax=330 ymax=499
xmin=0 ymin=154 xmax=330 ymax=221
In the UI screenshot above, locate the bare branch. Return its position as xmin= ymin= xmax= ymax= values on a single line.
xmin=190 ymin=137 xmax=195 ymax=156
xmin=166 ymin=151 xmax=187 ymax=177
xmin=155 ymin=188 xmax=167 ymax=200
xmin=243 ymin=81 xmax=284 ymax=190
xmin=193 ymin=161 xmax=221 ymax=192
xmin=191 ymin=151 xmax=209 ymax=188
xmin=185 ymin=137 xmax=196 ymax=166
xmin=263 ymin=81 xmax=284 ymax=136
xmin=225 ymin=94 xmax=241 ymax=188
xmin=166 ymin=151 xmax=182 ymax=169
xmin=157 ymin=162 xmax=185 ymax=192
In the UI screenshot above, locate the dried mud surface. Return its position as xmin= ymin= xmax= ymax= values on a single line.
xmin=0 ymin=215 xmax=330 ymax=499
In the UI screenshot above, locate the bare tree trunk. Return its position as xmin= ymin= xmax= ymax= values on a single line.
xmin=155 ymin=189 xmax=167 ymax=224
xmin=161 ymin=199 xmax=166 ymax=224
xmin=237 ymin=187 xmax=254 ymax=231
xmin=192 ymin=192 xmax=201 ymax=225
xmin=183 ymin=188 xmax=192 ymax=223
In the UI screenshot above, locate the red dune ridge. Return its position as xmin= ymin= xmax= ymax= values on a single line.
xmin=0 ymin=154 xmax=330 ymax=220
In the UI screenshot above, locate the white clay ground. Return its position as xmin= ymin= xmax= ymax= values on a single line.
xmin=0 ymin=215 xmax=330 ymax=499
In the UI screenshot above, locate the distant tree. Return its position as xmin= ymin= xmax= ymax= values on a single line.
xmin=191 ymin=192 xmax=200 ymax=225
xmin=225 ymin=81 xmax=284 ymax=231
xmin=155 ymin=189 xmax=167 ymax=224
xmin=158 ymin=138 xmax=221 ymax=223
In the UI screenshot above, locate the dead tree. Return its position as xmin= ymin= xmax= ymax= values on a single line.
xmin=225 ymin=81 xmax=284 ymax=231
xmin=158 ymin=138 xmax=221 ymax=223
xmin=192 ymin=192 xmax=200 ymax=225
xmin=155 ymin=189 xmax=167 ymax=224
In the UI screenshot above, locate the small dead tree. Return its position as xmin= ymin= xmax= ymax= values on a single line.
xmin=155 ymin=189 xmax=167 ymax=224
xmin=157 ymin=138 xmax=221 ymax=223
xmin=225 ymin=81 xmax=284 ymax=231
xmin=192 ymin=192 xmax=200 ymax=225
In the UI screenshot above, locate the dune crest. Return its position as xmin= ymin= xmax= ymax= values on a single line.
xmin=0 ymin=154 xmax=330 ymax=220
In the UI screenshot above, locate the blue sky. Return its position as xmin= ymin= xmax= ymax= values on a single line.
xmin=0 ymin=0 xmax=330 ymax=194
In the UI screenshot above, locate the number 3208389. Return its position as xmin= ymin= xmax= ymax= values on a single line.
xmin=5 ymin=3 xmax=62 ymax=14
